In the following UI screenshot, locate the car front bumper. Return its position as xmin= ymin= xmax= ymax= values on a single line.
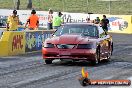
xmin=42 ymin=48 xmax=96 ymax=61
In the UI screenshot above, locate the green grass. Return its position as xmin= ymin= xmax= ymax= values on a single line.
xmin=0 ymin=0 xmax=131 ymax=15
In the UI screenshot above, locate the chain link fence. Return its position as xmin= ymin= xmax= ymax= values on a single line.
xmin=0 ymin=0 xmax=131 ymax=15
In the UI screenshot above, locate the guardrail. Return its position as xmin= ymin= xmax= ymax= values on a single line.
xmin=0 ymin=30 xmax=54 ymax=56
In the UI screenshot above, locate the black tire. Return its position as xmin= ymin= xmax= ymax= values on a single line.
xmin=91 ymin=48 xmax=100 ymax=65
xmin=111 ymin=42 xmax=113 ymax=55
xmin=105 ymin=52 xmax=111 ymax=62
xmin=45 ymin=59 xmax=52 ymax=64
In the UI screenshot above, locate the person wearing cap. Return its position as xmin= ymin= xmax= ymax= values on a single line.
xmin=47 ymin=9 xmax=53 ymax=30
xmin=6 ymin=10 xmax=19 ymax=31
xmin=25 ymin=9 xmax=39 ymax=30
xmin=53 ymin=12 xmax=63 ymax=29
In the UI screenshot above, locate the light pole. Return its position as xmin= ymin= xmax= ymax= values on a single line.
xmin=12 ymin=0 xmax=15 ymax=9
xmin=27 ymin=0 xmax=32 ymax=9
xmin=62 ymin=0 xmax=65 ymax=12
xmin=86 ymin=0 xmax=89 ymax=13
xmin=16 ymin=0 xmax=20 ymax=10
xmin=109 ymin=0 xmax=111 ymax=14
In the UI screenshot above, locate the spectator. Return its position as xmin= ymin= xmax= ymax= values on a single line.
xmin=94 ymin=17 xmax=100 ymax=24
xmin=53 ymin=12 xmax=63 ymax=29
xmin=25 ymin=9 xmax=39 ymax=30
xmin=47 ymin=9 xmax=53 ymax=30
xmin=101 ymin=15 xmax=109 ymax=32
xmin=86 ymin=18 xmax=91 ymax=23
xmin=6 ymin=10 xmax=19 ymax=31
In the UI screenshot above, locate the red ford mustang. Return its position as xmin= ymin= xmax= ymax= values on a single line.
xmin=42 ymin=23 xmax=113 ymax=65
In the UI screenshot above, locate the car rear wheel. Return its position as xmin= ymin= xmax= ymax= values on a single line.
xmin=91 ymin=48 xmax=100 ymax=65
xmin=45 ymin=59 xmax=52 ymax=64
xmin=106 ymin=44 xmax=113 ymax=62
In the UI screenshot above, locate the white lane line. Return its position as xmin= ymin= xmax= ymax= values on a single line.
xmin=108 ymin=76 xmax=132 ymax=88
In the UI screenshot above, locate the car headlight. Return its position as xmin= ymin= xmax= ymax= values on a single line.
xmin=43 ymin=43 xmax=54 ymax=48
xmin=77 ymin=44 xmax=94 ymax=49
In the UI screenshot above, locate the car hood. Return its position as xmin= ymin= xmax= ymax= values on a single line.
xmin=46 ymin=34 xmax=97 ymax=44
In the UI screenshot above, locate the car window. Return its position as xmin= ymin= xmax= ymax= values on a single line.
xmin=69 ymin=28 xmax=82 ymax=34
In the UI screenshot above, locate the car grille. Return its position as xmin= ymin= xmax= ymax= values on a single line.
xmin=77 ymin=44 xmax=93 ymax=49
xmin=56 ymin=44 xmax=76 ymax=49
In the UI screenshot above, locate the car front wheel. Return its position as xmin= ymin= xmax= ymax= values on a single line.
xmin=45 ymin=59 xmax=52 ymax=64
xmin=91 ymin=48 xmax=100 ymax=65
xmin=106 ymin=44 xmax=113 ymax=62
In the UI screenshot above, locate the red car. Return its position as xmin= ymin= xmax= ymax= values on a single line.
xmin=42 ymin=23 xmax=113 ymax=65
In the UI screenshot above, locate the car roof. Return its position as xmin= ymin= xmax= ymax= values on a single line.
xmin=63 ymin=23 xmax=99 ymax=27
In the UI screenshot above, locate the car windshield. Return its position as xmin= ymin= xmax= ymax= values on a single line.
xmin=53 ymin=25 xmax=98 ymax=37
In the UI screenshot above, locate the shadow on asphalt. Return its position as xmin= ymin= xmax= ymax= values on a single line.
xmin=0 ymin=52 xmax=42 ymax=62
xmin=17 ymin=52 xmax=42 ymax=57
xmin=0 ymin=52 xmax=42 ymax=58
xmin=0 ymin=57 xmax=20 ymax=62
xmin=51 ymin=60 xmax=111 ymax=67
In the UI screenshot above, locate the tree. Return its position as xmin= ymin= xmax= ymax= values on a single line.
xmin=27 ymin=0 xmax=32 ymax=9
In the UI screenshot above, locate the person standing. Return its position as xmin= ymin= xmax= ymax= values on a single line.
xmin=6 ymin=10 xmax=19 ymax=31
xmin=25 ymin=9 xmax=39 ymax=30
xmin=47 ymin=9 xmax=53 ymax=30
xmin=86 ymin=18 xmax=91 ymax=23
xmin=101 ymin=15 xmax=109 ymax=32
xmin=53 ymin=12 xmax=63 ymax=29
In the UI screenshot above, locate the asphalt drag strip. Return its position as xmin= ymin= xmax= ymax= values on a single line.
xmin=0 ymin=33 xmax=132 ymax=88
xmin=0 ymin=60 xmax=131 ymax=88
